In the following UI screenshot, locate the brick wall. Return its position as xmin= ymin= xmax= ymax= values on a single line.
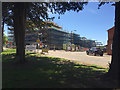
xmin=107 ymin=27 xmax=114 ymax=55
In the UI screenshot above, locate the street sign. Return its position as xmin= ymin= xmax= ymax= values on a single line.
xmin=36 ymin=40 xmax=40 ymax=43
xmin=39 ymin=43 xmax=43 ymax=45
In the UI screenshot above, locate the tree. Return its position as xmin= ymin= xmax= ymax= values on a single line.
xmin=50 ymin=2 xmax=120 ymax=87
xmin=2 ymin=3 xmax=13 ymax=51
xmin=2 ymin=2 xmax=88 ymax=63
xmin=107 ymin=2 xmax=120 ymax=86
xmin=98 ymin=2 xmax=120 ymax=87
xmin=12 ymin=3 xmax=26 ymax=63
xmin=2 ymin=33 xmax=8 ymax=46
xmin=2 ymin=1 xmax=120 ymax=87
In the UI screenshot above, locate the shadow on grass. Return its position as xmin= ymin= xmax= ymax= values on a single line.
xmin=3 ymin=53 xmax=116 ymax=88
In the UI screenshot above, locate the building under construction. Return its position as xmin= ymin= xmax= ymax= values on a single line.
xmin=25 ymin=21 xmax=70 ymax=50
xmin=7 ymin=21 xmax=96 ymax=50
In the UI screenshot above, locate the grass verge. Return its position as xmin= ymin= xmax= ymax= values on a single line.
xmin=2 ymin=49 xmax=115 ymax=88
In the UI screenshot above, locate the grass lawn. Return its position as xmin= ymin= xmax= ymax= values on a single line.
xmin=2 ymin=49 xmax=117 ymax=88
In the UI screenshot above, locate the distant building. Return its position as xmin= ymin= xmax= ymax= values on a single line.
xmin=69 ymin=33 xmax=81 ymax=45
xmin=46 ymin=22 xmax=69 ymax=49
xmin=25 ymin=30 xmax=39 ymax=45
xmin=80 ymin=37 xmax=87 ymax=40
xmin=107 ymin=26 xmax=115 ymax=55
xmin=7 ymin=27 xmax=15 ymax=45
xmin=89 ymin=40 xmax=96 ymax=48
xmin=7 ymin=21 xmax=96 ymax=50
xmin=25 ymin=21 xmax=69 ymax=50
xmin=80 ymin=37 xmax=96 ymax=48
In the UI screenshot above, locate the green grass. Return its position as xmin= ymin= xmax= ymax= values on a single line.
xmin=2 ymin=49 xmax=16 ymax=54
xmin=2 ymin=49 xmax=113 ymax=88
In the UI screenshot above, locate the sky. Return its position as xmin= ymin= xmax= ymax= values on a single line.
xmin=49 ymin=2 xmax=115 ymax=45
xmin=4 ymin=2 xmax=115 ymax=45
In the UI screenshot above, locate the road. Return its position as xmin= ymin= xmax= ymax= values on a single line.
xmin=45 ymin=50 xmax=111 ymax=68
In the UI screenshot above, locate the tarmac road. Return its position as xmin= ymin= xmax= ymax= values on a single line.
xmin=45 ymin=50 xmax=111 ymax=68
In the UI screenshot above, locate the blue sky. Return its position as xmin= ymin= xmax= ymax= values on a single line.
xmin=4 ymin=2 xmax=115 ymax=45
xmin=49 ymin=2 xmax=115 ymax=45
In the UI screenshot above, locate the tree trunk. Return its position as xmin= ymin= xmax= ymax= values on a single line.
xmin=13 ymin=18 xmax=19 ymax=56
xmin=2 ymin=17 xmax=5 ymax=52
xmin=14 ymin=3 xmax=26 ymax=63
xmin=107 ymin=2 xmax=120 ymax=87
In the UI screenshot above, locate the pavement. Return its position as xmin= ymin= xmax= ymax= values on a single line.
xmin=42 ymin=50 xmax=111 ymax=68
xmin=4 ymin=48 xmax=111 ymax=68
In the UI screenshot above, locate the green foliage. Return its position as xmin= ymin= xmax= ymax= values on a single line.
xmin=2 ymin=2 xmax=14 ymax=27
xmin=98 ymin=2 xmax=115 ymax=9
xmin=3 ymin=33 xmax=8 ymax=45
xmin=2 ymin=49 xmax=33 ymax=55
xmin=63 ymin=44 xmax=67 ymax=50
xmin=71 ymin=44 xmax=75 ymax=48
xmin=3 ymin=2 xmax=88 ymax=29
xmin=48 ymin=2 xmax=88 ymax=15
xmin=2 ymin=49 xmax=16 ymax=55
xmin=3 ymin=49 xmax=16 ymax=52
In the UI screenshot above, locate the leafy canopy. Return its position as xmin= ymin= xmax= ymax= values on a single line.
xmin=2 ymin=2 xmax=88 ymax=30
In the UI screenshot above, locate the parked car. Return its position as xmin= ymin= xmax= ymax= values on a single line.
xmin=86 ymin=47 xmax=103 ymax=56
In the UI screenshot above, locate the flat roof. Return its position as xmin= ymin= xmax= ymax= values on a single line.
xmin=107 ymin=26 xmax=115 ymax=32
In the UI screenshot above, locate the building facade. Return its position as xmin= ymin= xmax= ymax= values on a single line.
xmin=107 ymin=26 xmax=114 ymax=55
xmin=80 ymin=37 xmax=96 ymax=48
xmin=69 ymin=33 xmax=81 ymax=45
xmin=7 ymin=27 xmax=15 ymax=45
xmin=7 ymin=21 xmax=96 ymax=50
xmin=46 ymin=25 xmax=69 ymax=50
xmin=25 ymin=30 xmax=38 ymax=45
xmin=25 ymin=21 xmax=69 ymax=50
